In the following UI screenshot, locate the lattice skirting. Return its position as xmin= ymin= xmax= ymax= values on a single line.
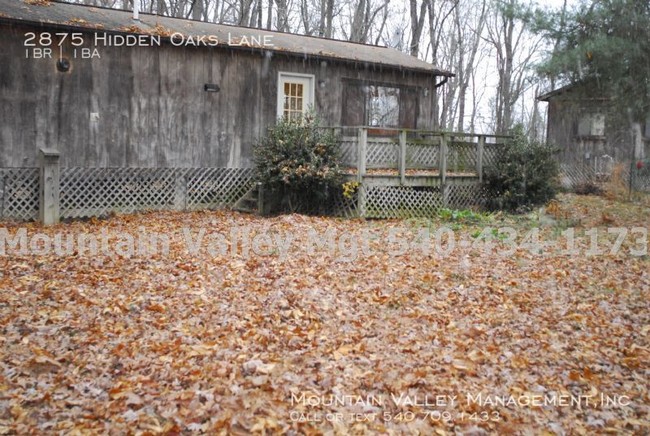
xmin=559 ymin=163 xmax=631 ymax=190
xmin=359 ymin=182 xmax=486 ymax=219
xmin=631 ymin=174 xmax=650 ymax=192
xmin=0 ymin=167 xmax=255 ymax=221
xmin=323 ymin=190 xmax=359 ymax=218
xmin=60 ymin=168 xmax=254 ymax=219
xmin=0 ymin=168 xmax=40 ymax=221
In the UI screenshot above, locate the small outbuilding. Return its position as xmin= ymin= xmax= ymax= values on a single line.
xmin=539 ymin=82 xmax=649 ymax=174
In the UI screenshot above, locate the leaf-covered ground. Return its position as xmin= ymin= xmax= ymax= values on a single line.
xmin=0 ymin=194 xmax=648 ymax=434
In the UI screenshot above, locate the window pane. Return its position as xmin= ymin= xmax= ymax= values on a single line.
xmin=366 ymin=85 xmax=400 ymax=128
xmin=284 ymin=83 xmax=290 ymax=94
xmin=296 ymin=84 xmax=303 ymax=97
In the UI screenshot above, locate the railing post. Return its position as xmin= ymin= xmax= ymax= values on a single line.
xmin=39 ymin=148 xmax=60 ymax=225
xmin=440 ymin=134 xmax=448 ymax=207
xmin=440 ymin=134 xmax=448 ymax=184
xmin=477 ymin=135 xmax=485 ymax=182
xmin=357 ymin=127 xmax=367 ymax=183
xmin=398 ymin=130 xmax=407 ymax=185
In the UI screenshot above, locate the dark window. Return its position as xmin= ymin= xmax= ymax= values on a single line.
xmin=341 ymin=80 xmax=418 ymax=129
xmin=366 ymin=85 xmax=399 ymax=127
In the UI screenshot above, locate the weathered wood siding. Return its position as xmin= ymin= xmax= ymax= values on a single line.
xmin=0 ymin=22 xmax=439 ymax=168
xmin=546 ymin=98 xmax=636 ymax=163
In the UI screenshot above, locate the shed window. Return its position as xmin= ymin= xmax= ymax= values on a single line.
xmin=577 ymin=113 xmax=605 ymax=137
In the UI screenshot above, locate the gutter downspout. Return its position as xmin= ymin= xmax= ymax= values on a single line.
xmin=434 ymin=75 xmax=450 ymax=89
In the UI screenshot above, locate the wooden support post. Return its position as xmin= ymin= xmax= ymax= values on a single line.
xmin=398 ymin=130 xmax=407 ymax=185
xmin=440 ymin=134 xmax=448 ymax=184
xmin=477 ymin=135 xmax=485 ymax=182
xmin=0 ymin=172 xmax=5 ymax=219
xmin=39 ymin=148 xmax=60 ymax=225
xmin=174 ymin=172 xmax=187 ymax=211
xmin=357 ymin=127 xmax=367 ymax=183
xmin=357 ymin=183 xmax=367 ymax=218
xmin=257 ymin=182 xmax=267 ymax=216
xmin=440 ymin=134 xmax=448 ymax=208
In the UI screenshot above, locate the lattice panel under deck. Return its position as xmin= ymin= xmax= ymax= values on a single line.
xmin=0 ymin=168 xmax=39 ymax=221
xmin=60 ymin=168 xmax=178 ymax=218
xmin=185 ymin=168 xmax=254 ymax=210
xmin=364 ymin=185 xmax=444 ymax=219
xmin=325 ymin=190 xmax=359 ymax=218
xmin=446 ymin=183 xmax=485 ymax=210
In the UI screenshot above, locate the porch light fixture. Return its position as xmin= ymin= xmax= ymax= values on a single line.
xmin=204 ymin=83 xmax=220 ymax=92
xmin=423 ymin=87 xmax=429 ymax=97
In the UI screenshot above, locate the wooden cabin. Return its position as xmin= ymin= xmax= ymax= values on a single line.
xmin=539 ymin=83 xmax=649 ymax=173
xmin=0 ymin=0 xmax=453 ymax=168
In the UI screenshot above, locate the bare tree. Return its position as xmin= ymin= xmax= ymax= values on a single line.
xmin=275 ymin=0 xmax=290 ymax=31
xmin=453 ymin=0 xmax=487 ymax=131
xmin=484 ymin=0 xmax=543 ymax=134
xmin=409 ymin=0 xmax=427 ymax=56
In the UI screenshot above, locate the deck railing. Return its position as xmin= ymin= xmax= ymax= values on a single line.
xmin=324 ymin=127 xmax=510 ymax=183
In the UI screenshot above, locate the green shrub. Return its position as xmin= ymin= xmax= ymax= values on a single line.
xmin=254 ymin=114 xmax=343 ymax=213
xmin=483 ymin=126 xmax=559 ymax=212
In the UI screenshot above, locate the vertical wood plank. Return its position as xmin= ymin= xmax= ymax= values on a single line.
xmin=440 ymin=133 xmax=448 ymax=184
xmin=399 ymin=130 xmax=407 ymax=185
xmin=477 ymin=135 xmax=485 ymax=182
xmin=174 ymin=171 xmax=187 ymax=211
xmin=357 ymin=127 xmax=367 ymax=182
xmin=39 ymin=148 xmax=60 ymax=225
xmin=440 ymin=134 xmax=448 ymax=208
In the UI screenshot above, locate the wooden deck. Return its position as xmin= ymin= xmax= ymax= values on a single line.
xmin=331 ymin=128 xmax=509 ymax=217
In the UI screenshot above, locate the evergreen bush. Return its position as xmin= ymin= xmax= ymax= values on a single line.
xmin=483 ymin=126 xmax=559 ymax=212
xmin=254 ymin=114 xmax=343 ymax=213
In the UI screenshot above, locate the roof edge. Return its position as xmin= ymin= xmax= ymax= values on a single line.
xmin=4 ymin=0 xmax=454 ymax=77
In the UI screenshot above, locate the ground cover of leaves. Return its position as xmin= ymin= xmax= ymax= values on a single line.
xmin=0 ymin=194 xmax=648 ymax=435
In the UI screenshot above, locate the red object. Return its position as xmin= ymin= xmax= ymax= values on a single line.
xmin=637 ymin=161 xmax=644 ymax=170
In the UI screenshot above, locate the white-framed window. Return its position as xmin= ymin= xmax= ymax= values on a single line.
xmin=277 ymin=72 xmax=315 ymax=120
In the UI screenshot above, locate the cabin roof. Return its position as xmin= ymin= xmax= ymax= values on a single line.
xmin=0 ymin=0 xmax=453 ymax=77
xmin=538 ymin=82 xmax=611 ymax=102
xmin=537 ymin=83 xmax=578 ymax=102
